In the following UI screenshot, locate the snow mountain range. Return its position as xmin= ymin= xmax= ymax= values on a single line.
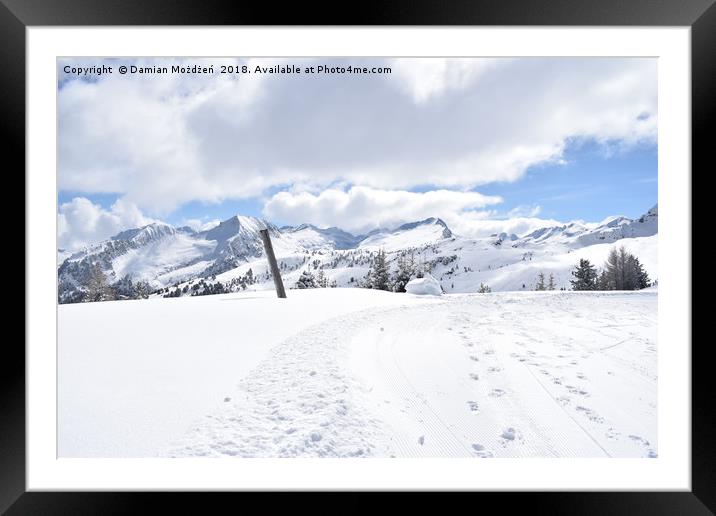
xmin=58 ymin=204 xmax=658 ymax=302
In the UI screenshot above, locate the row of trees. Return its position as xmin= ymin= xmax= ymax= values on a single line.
xmin=571 ymin=247 xmax=651 ymax=291
xmin=294 ymin=269 xmax=337 ymax=289
xmin=361 ymin=250 xmax=426 ymax=292
xmin=534 ymin=271 xmax=557 ymax=291
xmin=84 ymin=264 xmax=152 ymax=302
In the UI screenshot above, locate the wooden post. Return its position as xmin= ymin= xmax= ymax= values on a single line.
xmin=259 ymin=229 xmax=287 ymax=298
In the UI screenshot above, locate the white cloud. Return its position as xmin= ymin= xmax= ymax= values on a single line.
xmin=263 ymin=186 xmax=502 ymax=234
xmin=441 ymin=212 xmax=564 ymax=239
xmin=58 ymin=197 xmax=158 ymax=251
xmin=183 ymin=218 xmax=221 ymax=232
xmin=58 ymin=57 xmax=657 ymax=215
xmin=507 ymin=204 xmax=542 ymax=218
xmin=390 ymin=58 xmax=501 ymax=103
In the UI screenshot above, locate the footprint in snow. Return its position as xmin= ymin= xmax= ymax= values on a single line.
xmin=627 ymin=435 xmax=658 ymax=457
xmin=467 ymin=401 xmax=479 ymax=412
xmin=472 ymin=443 xmax=494 ymax=458
xmin=469 ymin=373 xmax=480 ymax=381
xmin=489 ymin=388 xmax=506 ymax=397
xmin=418 ymin=435 xmax=425 ymax=445
xmin=604 ymin=427 xmax=621 ymax=440
xmin=575 ymin=405 xmax=604 ymax=423
xmin=628 ymin=435 xmax=650 ymax=446
xmin=566 ymin=385 xmax=589 ymax=396
xmin=501 ymin=427 xmax=517 ymax=441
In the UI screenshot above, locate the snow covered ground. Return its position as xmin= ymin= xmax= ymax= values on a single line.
xmin=59 ymin=288 xmax=657 ymax=458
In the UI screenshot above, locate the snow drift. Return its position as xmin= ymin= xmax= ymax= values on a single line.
xmin=405 ymin=274 xmax=443 ymax=296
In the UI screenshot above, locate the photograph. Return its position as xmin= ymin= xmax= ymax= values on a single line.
xmin=56 ymin=56 xmax=658 ymax=459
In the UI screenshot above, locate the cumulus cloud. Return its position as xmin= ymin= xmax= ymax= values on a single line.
xmin=183 ymin=218 xmax=221 ymax=232
xmin=441 ymin=212 xmax=564 ymax=239
xmin=58 ymin=197 xmax=158 ymax=251
xmin=58 ymin=57 xmax=657 ymax=215
xmin=263 ymin=186 xmax=502 ymax=234
xmin=390 ymin=58 xmax=501 ymax=103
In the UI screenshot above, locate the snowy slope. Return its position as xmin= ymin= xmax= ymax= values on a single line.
xmin=58 ymin=289 xmax=657 ymax=458
xmin=358 ymin=218 xmax=452 ymax=251
xmin=58 ymin=288 xmax=424 ymax=457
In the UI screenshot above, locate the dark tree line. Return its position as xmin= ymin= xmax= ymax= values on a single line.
xmin=570 ymin=246 xmax=651 ymax=291
xmin=60 ymin=263 xmax=154 ymax=303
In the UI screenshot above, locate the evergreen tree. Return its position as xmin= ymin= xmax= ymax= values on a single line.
xmin=86 ymin=262 xmax=114 ymax=302
xmin=113 ymin=275 xmax=135 ymax=299
xmin=295 ymin=270 xmax=318 ymax=289
xmin=369 ymin=249 xmax=391 ymax=291
xmin=478 ymin=283 xmax=491 ymax=293
xmin=134 ymin=280 xmax=152 ymax=299
xmin=599 ymin=246 xmax=651 ymax=290
xmin=392 ymin=252 xmax=415 ymax=292
xmin=632 ymin=257 xmax=651 ymax=289
xmin=570 ymin=259 xmax=598 ymax=290
xmin=547 ymin=273 xmax=556 ymax=291
xmin=317 ymin=269 xmax=328 ymax=288
xmin=535 ymin=271 xmax=546 ymax=291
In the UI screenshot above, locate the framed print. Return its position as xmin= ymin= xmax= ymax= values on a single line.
xmin=4 ymin=0 xmax=710 ymax=512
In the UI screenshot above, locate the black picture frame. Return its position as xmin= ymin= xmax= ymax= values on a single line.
xmin=3 ymin=0 xmax=709 ymax=512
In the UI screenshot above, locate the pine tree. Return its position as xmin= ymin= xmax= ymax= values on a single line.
xmin=632 ymin=257 xmax=651 ymax=289
xmin=86 ymin=262 xmax=114 ymax=302
xmin=599 ymin=246 xmax=651 ymax=290
xmin=547 ymin=273 xmax=556 ymax=291
xmin=295 ymin=270 xmax=318 ymax=289
xmin=570 ymin=259 xmax=598 ymax=290
xmin=134 ymin=280 xmax=152 ymax=299
xmin=392 ymin=252 xmax=415 ymax=293
xmin=478 ymin=283 xmax=491 ymax=293
xmin=317 ymin=269 xmax=327 ymax=288
xmin=369 ymin=249 xmax=390 ymax=291
xmin=601 ymin=248 xmax=620 ymax=290
xmin=535 ymin=271 xmax=546 ymax=291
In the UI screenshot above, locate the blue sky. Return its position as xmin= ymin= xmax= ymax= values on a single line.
xmin=57 ymin=57 xmax=657 ymax=249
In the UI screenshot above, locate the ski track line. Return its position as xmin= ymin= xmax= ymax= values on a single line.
xmin=521 ymin=360 xmax=612 ymax=457
xmin=385 ymin=326 xmax=475 ymax=456
xmin=162 ymin=293 xmax=656 ymax=458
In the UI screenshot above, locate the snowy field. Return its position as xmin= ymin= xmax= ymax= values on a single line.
xmin=59 ymin=289 xmax=657 ymax=458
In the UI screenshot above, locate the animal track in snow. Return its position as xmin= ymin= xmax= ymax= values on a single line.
xmin=467 ymin=401 xmax=479 ymax=412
